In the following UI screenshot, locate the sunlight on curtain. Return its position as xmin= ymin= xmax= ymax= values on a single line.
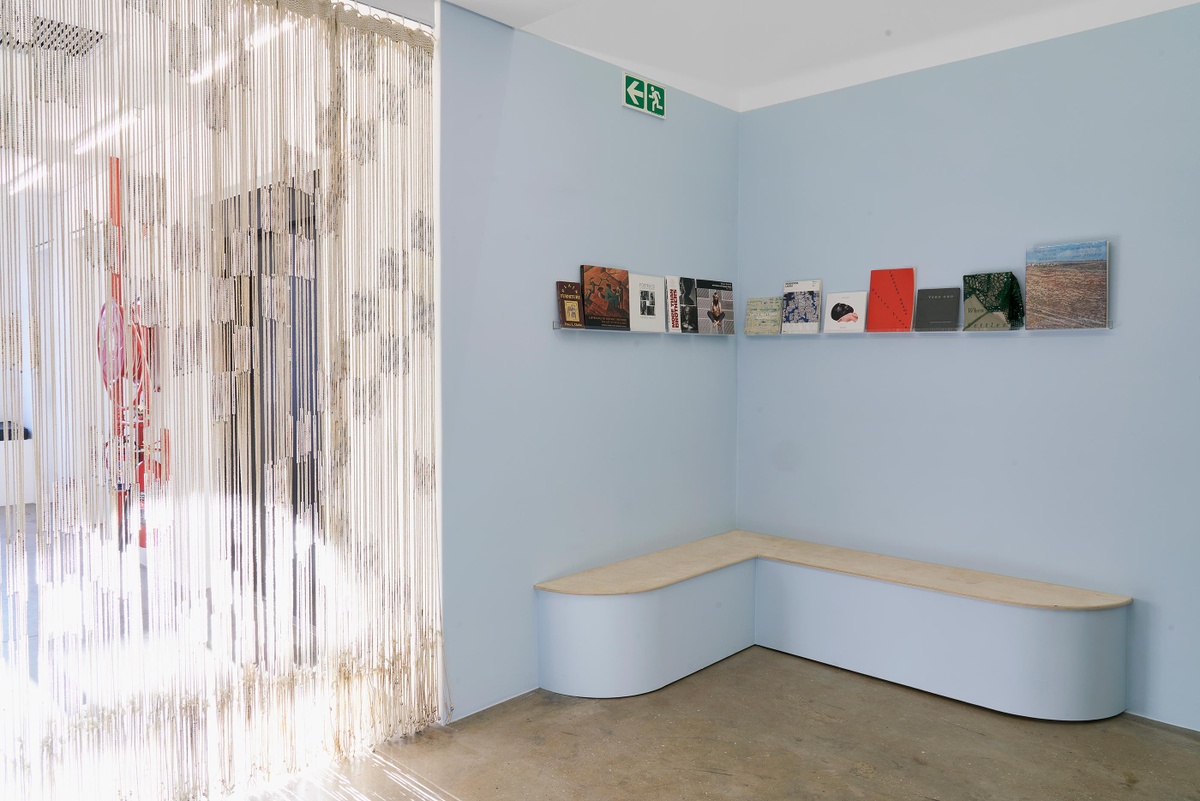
xmin=0 ymin=1 xmax=443 ymax=797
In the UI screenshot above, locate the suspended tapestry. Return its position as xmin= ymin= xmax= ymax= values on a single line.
xmin=0 ymin=0 xmax=444 ymax=798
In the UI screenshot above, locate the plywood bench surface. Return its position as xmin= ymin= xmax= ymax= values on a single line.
xmin=534 ymin=530 xmax=1131 ymax=611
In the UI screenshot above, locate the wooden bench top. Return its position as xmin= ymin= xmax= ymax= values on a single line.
xmin=534 ymin=530 xmax=1132 ymax=611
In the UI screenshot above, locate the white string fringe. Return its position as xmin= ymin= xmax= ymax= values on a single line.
xmin=0 ymin=1 xmax=444 ymax=798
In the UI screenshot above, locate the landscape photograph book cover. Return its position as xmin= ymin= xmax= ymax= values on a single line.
xmin=824 ymin=291 xmax=867 ymax=333
xmin=866 ymin=267 xmax=915 ymax=332
xmin=963 ymin=271 xmax=1024 ymax=330
xmin=744 ymin=297 xmax=782 ymax=335
xmin=629 ymin=273 xmax=665 ymax=333
xmin=1025 ymin=240 xmax=1109 ymax=329
xmin=782 ymin=279 xmax=822 ymax=334
xmin=555 ymin=281 xmax=584 ymax=328
xmin=697 ymin=279 xmax=734 ymax=335
xmin=581 ymin=265 xmax=630 ymax=329
xmin=913 ymin=287 xmax=962 ymax=331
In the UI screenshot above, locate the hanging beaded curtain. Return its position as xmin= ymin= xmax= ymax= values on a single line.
xmin=0 ymin=0 xmax=443 ymax=798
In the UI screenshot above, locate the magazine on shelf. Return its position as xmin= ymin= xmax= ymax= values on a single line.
xmin=866 ymin=267 xmax=916 ymax=332
xmin=824 ymin=290 xmax=867 ymax=333
xmin=555 ymin=281 xmax=584 ymax=329
xmin=629 ymin=273 xmax=666 ymax=333
xmin=581 ymin=265 xmax=631 ymax=330
xmin=744 ymin=297 xmax=782 ymax=335
xmin=697 ymin=279 xmax=734 ymax=335
xmin=781 ymin=280 xmax=822 ymax=334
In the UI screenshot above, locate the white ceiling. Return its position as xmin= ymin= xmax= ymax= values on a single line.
xmin=449 ymin=0 xmax=1199 ymax=111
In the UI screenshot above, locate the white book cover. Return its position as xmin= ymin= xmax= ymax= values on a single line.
xmin=629 ymin=273 xmax=665 ymax=333
xmin=782 ymin=279 xmax=822 ymax=334
xmin=664 ymin=275 xmax=698 ymax=333
xmin=664 ymin=275 xmax=682 ymax=333
xmin=825 ymin=290 xmax=867 ymax=333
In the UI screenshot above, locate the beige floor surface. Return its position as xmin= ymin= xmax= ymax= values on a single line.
xmin=269 ymin=646 xmax=1200 ymax=801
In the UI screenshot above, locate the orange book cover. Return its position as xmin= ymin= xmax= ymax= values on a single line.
xmin=866 ymin=267 xmax=915 ymax=332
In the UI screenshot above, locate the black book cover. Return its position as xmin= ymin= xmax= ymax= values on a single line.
xmin=913 ymin=287 xmax=961 ymax=331
xmin=697 ymin=279 xmax=734 ymax=335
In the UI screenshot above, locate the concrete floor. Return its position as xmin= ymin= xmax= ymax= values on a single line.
xmin=273 ymin=645 xmax=1200 ymax=801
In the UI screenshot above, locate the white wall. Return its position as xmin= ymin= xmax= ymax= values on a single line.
xmin=440 ymin=4 xmax=740 ymax=718
xmin=736 ymin=5 xmax=1200 ymax=731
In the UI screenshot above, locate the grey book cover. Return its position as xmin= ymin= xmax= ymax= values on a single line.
xmin=913 ymin=287 xmax=961 ymax=331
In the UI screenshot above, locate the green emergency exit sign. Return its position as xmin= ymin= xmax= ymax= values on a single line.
xmin=624 ymin=73 xmax=665 ymax=118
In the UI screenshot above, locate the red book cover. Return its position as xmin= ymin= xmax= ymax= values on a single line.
xmin=866 ymin=267 xmax=915 ymax=332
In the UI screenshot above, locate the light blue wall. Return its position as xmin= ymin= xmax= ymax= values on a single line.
xmin=737 ymin=6 xmax=1200 ymax=732
xmin=440 ymin=4 xmax=739 ymax=719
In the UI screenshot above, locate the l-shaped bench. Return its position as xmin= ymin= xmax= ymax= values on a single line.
xmin=535 ymin=530 xmax=1131 ymax=721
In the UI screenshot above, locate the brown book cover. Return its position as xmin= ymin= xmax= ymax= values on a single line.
xmin=580 ymin=265 xmax=630 ymax=330
xmin=556 ymin=281 xmax=584 ymax=328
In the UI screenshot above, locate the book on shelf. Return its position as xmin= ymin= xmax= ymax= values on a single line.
xmin=824 ymin=290 xmax=867 ymax=333
xmin=781 ymin=280 xmax=822 ymax=334
xmin=581 ymin=265 xmax=631 ymax=330
xmin=963 ymin=271 xmax=1024 ymax=331
xmin=697 ymin=279 xmax=734 ymax=335
xmin=665 ymin=275 xmax=699 ymax=333
xmin=866 ymin=267 xmax=916 ymax=332
xmin=744 ymin=297 xmax=782 ymax=335
xmin=1025 ymin=240 xmax=1109 ymax=330
xmin=555 ymin=281 xmax=584 ymax=329
xmin=629 ymin=273 xmax=666 ymax=333
xmin=912 ymin=287 xmax=962 ymax=331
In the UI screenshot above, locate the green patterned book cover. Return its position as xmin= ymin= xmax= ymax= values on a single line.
xmin=963 ymin=272 xmax=1024 ymax=331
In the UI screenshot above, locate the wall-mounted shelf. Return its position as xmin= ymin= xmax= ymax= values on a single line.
xmin=742 ymin=323 xmax=1115 ymax=338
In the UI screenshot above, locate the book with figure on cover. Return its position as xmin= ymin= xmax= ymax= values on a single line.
xmin=781 ymin=280 xmax=822 ymax=334
xmin=744 ymin=297 xmax=782 ymax=335
xmin=665 ymin=276 xmax=681 ymax=333
xmin=963 ymin=271 xmax=1024 ymax=330
xmin=825 ymin=291 xmax=867 ymax=333
xmin=912 ymin=287 xmax=962 ymax=331
xmin=666 ymin=275 xmax=699 ymax=333
xmin=866 ymin=268 xmax=916 ymax=332
xmin=1025 ymin=240 xmax=1109 ymax=330
xmin=629 ymin=273 xmax=665 ymax=333
xmin=581 ymin=265 xmax=630 ymax=330
xmin=697 ymin=279 xmax=734 ymax=335
xmin=555 ymin=281 xmax=584 ymax=329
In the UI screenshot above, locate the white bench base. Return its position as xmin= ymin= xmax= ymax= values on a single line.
xmin=536 ymin=533 xmax=1129 ymax=721
xmin=754 ymin=560 xmax=1127 ymax=720
xmin=538 ymin=561 xmax=755 ymax=699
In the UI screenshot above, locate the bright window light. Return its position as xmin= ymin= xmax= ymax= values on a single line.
xmin=73 ymin=112 xmax=140 ymax=155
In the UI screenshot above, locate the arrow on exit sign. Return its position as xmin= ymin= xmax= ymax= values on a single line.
xmin=624 ymin=72 xmax=665 ymax=118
